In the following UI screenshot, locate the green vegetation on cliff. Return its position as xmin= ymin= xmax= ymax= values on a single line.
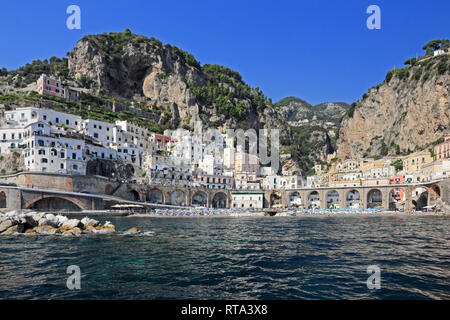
xmin=189 ymin=64 xmax=270 ymax=120
xmin=4 ymin=57 xmax=69 ymax=87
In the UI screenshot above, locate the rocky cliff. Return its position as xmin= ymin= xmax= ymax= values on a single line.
xmin=337 ymin=52 xmax=450 ymax=159
xmin=67 ymin=29 xmax=285 ymax=132
xmin=275 ymin=96 xmax=349 ymax=126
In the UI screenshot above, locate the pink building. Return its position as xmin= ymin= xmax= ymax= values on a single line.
xmin=389 ymin=176 xmax=405 ymax=200
xmin=193 ymin=173 xmax=234 ymax=189
xmin=36 ymin=74 xmax=66 ymax=99
xmin=151 ymin=133 xmax=175 ymax=150
xmin=434 ymin=136 xmax=450 ymax=160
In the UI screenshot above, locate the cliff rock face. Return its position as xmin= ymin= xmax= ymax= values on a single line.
xmin=276 ymin=97 xmax=349 ymax=126
xmin=337 ymin=56 xmax=450 ymax=159
xmin=67 ymin=31 xmax=284 ymax=131
xmin=68 ymin=34 xmax=205 ymax=123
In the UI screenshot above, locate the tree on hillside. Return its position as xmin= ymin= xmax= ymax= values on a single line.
xmin=422 ymin=39 xmax=443 ymax=51
xmin=404 ymin=57 xmax=417 ymax=66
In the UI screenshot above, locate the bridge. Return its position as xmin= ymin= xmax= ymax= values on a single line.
xmin=0 ymin=172 xmax=231 ymax=211
xmin=265 ymin=181 xmax=448 ymax=211
xmin=0 ymin=172 xmax=448 ymax=211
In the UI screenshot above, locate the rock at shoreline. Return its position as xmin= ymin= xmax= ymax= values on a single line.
xmin=81 ymin=217 xmax=99 ymax=228
xmin=2 ymin=224 xmax=25 ymax=235
xmin=125 ymin=227 xmax=142 ymax=234
xmin=0 ymin=220 xmax=15 ymax=233
xmin=33 ymin=225 xmax=61 ymax=235
xmin=0 ymin=210 xmax=145 ymax=237
xmin=62 ymin=219 xmax=82 ymax=229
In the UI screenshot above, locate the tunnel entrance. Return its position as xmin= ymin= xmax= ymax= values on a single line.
xmin=212 ymin=192 xmax=227 ymax=208
xmin=367 ymin=189 xmax=382 ymax=208
xmin=27 ymin=197 xmax=83 ymax=212
xmin=346 ymin=189 xmax=360 ymax=208
xmin=307 ymin=191 xmax=320 ymax=209
xmin=326 ymin=190 xmax=339 ymax=209
xmin=147 ymin=189 xmax=164 ymax=204
xmin=192 ymin=191 xmax=208 ymax=207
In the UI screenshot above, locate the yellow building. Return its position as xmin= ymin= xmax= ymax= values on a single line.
xmin=402 ymin=150 xmax=433 ymax=174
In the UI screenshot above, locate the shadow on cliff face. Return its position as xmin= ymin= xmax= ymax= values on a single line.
xmin=86 ymin=159 xmax=134 ymax=180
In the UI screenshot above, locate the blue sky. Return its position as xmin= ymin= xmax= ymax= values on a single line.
xmin=0 ymin=0 xmax=449 ymax=105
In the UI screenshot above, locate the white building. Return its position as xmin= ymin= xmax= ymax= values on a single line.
xmin=262 ymin=174 xmax=301 ymax=190
xmin=5 ymin=107 xmax=82 ymax=131
xmin=231 ymin=191 xmax=264 ymax=209
xmin=23 ymin=135 xmax=86 ymax=175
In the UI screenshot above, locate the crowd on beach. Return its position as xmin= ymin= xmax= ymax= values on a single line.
xmin=132 ymin=206 xmax=446 ymax=217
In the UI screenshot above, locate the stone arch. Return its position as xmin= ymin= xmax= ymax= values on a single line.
xmin=307 ymin=191 xmax=320 ymax=209
xmin=147 ymin=188 xmax=165 ymax=204
xmin=326 ymin=190 xmax=339 ymax=208
xmin=345 ymin=189 xmax=361 ymax=208
xmin=411 ymin=186 xmax=429 ymax=210
xmin=192 ymin=191 xmax=208 ymax=207
xmin=128 ymin=189 xmax=140 ymax=202
xmin=367 ymin=189 xmax=382 ymax=208
xmin=270 ymin=191 xmax=282 ymax=207
xmin=389 ymin=187 xmax=405 ymax=211
xmin=212 ymin=191 xmax=227 ymax=208
xmin=430 ymin=184 xmax=441 ymax=198
xmin=0 ymin=191 xmax=6 ymax=208
xmin=170 ymin=189 xmax=187 ymax=206
xmin=288 ymin=191 xmax=302 ymax=207
xmin=25 ymin=195 xmax=87 ymax=211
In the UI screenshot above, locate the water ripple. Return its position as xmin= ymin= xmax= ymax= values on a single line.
xmin=0 ymin=215 xmax=449 ymax=299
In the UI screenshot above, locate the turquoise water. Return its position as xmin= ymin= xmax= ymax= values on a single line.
xmin=0 ymin=215 xmax=449 ymax=299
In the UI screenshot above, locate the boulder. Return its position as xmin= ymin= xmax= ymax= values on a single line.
xmin=62 ymin=219 xmax=82 ymax=229
xmin=83 ymin=225 xmax=97 ymax=233
xmin=61 ymin=227 xmax=82 ymax=236
xmin=81 ymin=217 xmax=99 ymax=228
xmin=6 ymin=210 xmax=20 ymax=217
xmin=2 ymin=224 xmax=23 ymax=235
xmin=45 ymin=214 xmax=60 ymax=227
xmin=33 ymin=225 xmax=60 ymax=235
xmin=56 ymin=215 xmax=69 ymax=226
xmin=24 ymin=229 xmax=38 ymax=236
xmin=93 ymin=222 xmax=116 ymax=234
xmin=31 ymin=213 xmax=45 ymax=223
xmin=22 ymin=215 xmax=38 ymax=228
xmin=125 ymin=227 xmax=142 ymax=234
xmin=38 ymin=218 xmax=49 ymax=226
xmin=0 ymin=220 xmax=14 ymax=233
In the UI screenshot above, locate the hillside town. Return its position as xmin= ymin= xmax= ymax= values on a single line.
xmin=0 ymin=74 xmax=449 ymax=210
